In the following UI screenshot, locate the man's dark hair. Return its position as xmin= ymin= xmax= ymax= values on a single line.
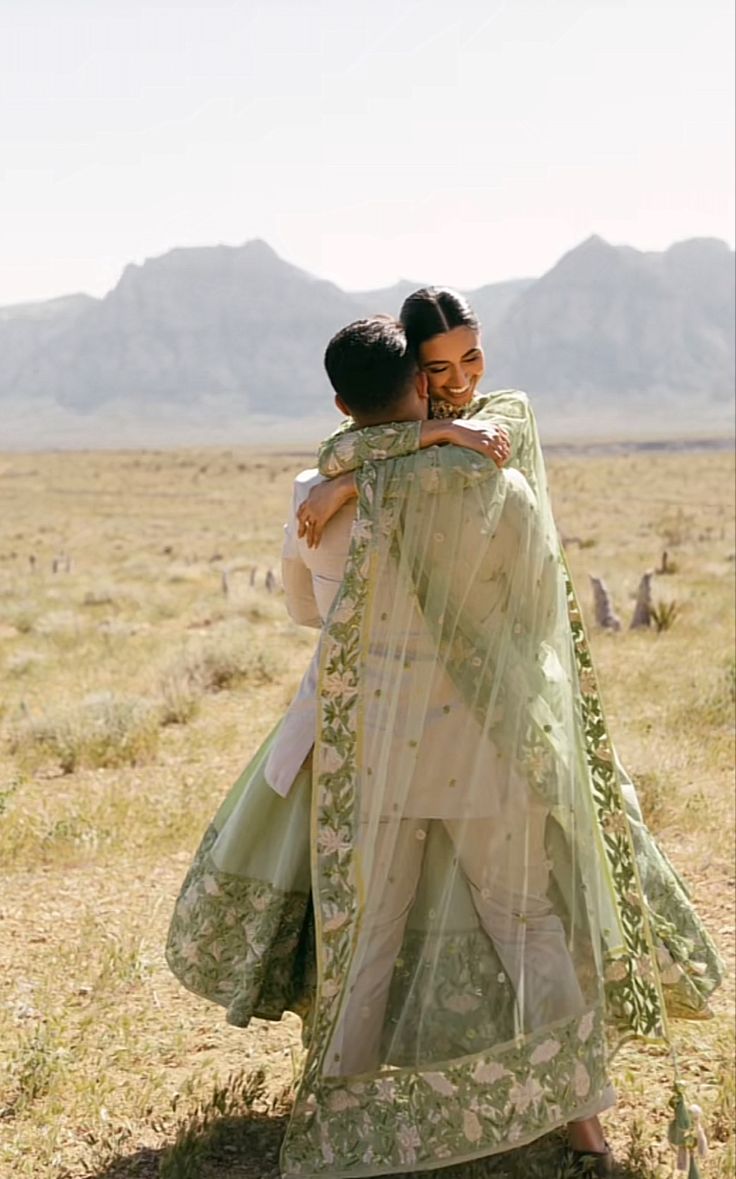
xmin=400 ymin=287 xmax=480 ymax=353
xmin=324 ymin=316 xmax=418 ymax=417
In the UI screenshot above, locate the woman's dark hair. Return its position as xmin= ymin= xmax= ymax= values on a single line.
xmin=324 ymin=315 xmax=417 ymax=418
xmin=399 ymin=287 xmax=480 ymax=354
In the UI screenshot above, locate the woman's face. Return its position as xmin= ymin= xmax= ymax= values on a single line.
xmin=418 ymin=326 xmax=485 ymax=408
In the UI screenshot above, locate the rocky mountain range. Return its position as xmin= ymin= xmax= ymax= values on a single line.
xmin=0 ymin=235 xmax=733 ymax=448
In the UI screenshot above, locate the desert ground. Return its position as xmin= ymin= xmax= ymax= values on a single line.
xmin=0 ymin=443 xmax=733 ymax=1179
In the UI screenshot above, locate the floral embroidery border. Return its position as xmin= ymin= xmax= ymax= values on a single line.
xmin=316 ymin=394 xmax=670 ymax=1045
xmin=165 ymin=826 xmax=314 ymax=1026
xmin=163 ymin=394 xmax=721 ymax=1178
xmin=283 ymin=1008 xmax=608 ymax=1177
xmin=563 ymin=563 xmax=668 ymax=1041
xmin=281 ymin=462 xmax=616 ymax=1177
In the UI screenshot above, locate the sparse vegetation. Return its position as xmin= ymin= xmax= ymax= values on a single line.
xmin=5 ymin=649 xmax=46 ymax=677
xmin=183 ymin=627 xmax=286 ymax=692
xmin=159 ymin=1069 xmax=287 ymax=1179
xmin=0 ymin=445 xmax=732 ymax=1179
xmin=650 ymin=598 xmax=680 ymax=633
xmin=157 ymin=666 xmax=203 ymax=726
xmin=9 ymin=691 xmax=160 ymax=773
xmin=3 ymin=601 xmax=37 ymax=633
xmin=5 ymin=1020 xmax=68 ymax=1116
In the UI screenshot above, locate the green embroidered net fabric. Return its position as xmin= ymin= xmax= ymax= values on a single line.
xmin=166 ymin=392 xmax=723 ymax=1178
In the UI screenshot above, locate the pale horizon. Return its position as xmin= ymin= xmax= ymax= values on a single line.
xmin=2 ymin=0 xmax=734 ymax=306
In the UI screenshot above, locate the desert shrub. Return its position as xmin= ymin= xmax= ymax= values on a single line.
xmin=97 ymin=618 xmax=149 ymax=638
xmin=154 ymin=626 xmax=282 ymax=727
xmin=658 ymin=506 xmax=696 ymax=547
xmin=684 ymin=657 xmax=736 ymax=733
xmin=34 ymin=609 xmax=86 ymax=637
xmin=0 ymin=777 xmax=18 ymax=816
xmin=196 ymin=635 xmax=283 ymax=690
xmin=81 ymin=585 xmax=135 ymax=609
xmin=650 ymin=599 xmax=679 ymax=633
xmin=10 ymin=692 xmax=160 ymax=773
xmin=5 ymin=650 xmax=46 ymax=677
xmin=227 ymin=586 xmax=283 ymax=625
xmin=4 ymin=602 xmax=37 ymax=633
xmin=164 ymin=627 xmax=285 ymax=697
xmin=157 ymin=667 xmax=202 ymax=725
xmin=166 ymin=563 xmax=210 ymax=585
xmin=39 ymin=811 xmax=108 ymax=855
xmin=7 ymin=1022 xmax=67 ymax=1113
xmin=620 ymin=1115 xmax=666 ymax=1177
xmin=160 ymin=1070 xmax=282 ymax=1179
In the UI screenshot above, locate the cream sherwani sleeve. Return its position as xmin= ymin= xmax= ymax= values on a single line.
xmin=265 ymin=470 xmax=355 ymax=797
xmin=281 ymin=478 xmax=323 ymax=630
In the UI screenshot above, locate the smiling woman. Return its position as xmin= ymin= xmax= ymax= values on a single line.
xmin=400 ymin=287 xmax=486 ymax=415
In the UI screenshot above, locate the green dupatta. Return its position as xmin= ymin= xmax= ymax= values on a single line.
xmin=281 ymin=401 xmax=651 ymax=1177
xmin=166 ymin=391 xmax=723 ymax=1179
xmin=312 ymin=390 xmax=723 ymax=1022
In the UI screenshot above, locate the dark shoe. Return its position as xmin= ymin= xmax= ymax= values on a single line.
xmin=567 ymin=1141 xmax=614 ymax=1176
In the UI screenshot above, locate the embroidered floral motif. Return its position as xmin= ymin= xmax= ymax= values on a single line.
xmin=166 ymin=390 xmax=723 ymax=1179
xmin=317 ymin=392 xmax=721 ymax=1038
xmin=319 ymin=420 xmax=423 ymax=478
xmin=283 ymin=1008 xmax=608 ymax=1176
xmin=279 ymin=391 xmax=721 ymax=1176
xmin=166 ymin=826 xmax=315 ymax=1026
xmin=281 ymin=444 xmax=617 ymax=1176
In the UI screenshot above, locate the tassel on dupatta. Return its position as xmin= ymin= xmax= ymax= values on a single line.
xmin=668 ymin=1087 xmax=708 ymax=1177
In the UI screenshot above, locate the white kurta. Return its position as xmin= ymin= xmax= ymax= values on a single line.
xmin=264 ymin=469 xmax=354 ymax=797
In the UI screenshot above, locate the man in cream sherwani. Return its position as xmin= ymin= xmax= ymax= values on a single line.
xmin=263 ymin=327 xmax=508 ymax=799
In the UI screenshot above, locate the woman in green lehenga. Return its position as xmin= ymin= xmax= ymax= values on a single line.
xmin=302 ymin=287 xmax=723 ymax=1024
xmin=166 ymin=301 xmax=723 ymax=1179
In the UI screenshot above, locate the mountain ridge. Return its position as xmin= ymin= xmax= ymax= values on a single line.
xmin=0 ymin=235 xmax=733 ymax=448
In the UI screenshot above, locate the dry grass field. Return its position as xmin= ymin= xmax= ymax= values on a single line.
xmin=0 ymin=444 xmax=733 ymax=1179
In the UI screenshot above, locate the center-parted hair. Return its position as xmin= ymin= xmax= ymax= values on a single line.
xmin=324 ymin=315 xmax=418 ymax=417
xmin=400 ymin=287 xmax=480 ymax=354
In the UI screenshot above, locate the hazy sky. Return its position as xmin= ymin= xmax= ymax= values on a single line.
xmin=2 ymin=0 xmax=734 ymax=305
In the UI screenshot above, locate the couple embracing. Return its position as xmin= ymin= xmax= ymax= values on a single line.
xmin=167 ymin=288 xmax=722 ymax=1179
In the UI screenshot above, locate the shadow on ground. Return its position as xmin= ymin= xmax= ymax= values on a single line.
xmin=85 ymin=1112 xmax=657 ymax=1179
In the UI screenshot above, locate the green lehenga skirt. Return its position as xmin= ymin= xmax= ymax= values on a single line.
xmin=166 ymin=727 xmax=722 ymax=1034
xmin=167 ymin=726 xmax=317 ymax=1028
xmin=166 ymin=729 xmax=723 ymax=1179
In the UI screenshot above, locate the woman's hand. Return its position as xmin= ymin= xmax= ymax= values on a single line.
xmin=298 ymin=419 xmax=509 ymax=549
xmin=422 ymin=419 xmax=511 ymax=466
xmin=297 ymin=473 xmax=357 ymax=549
